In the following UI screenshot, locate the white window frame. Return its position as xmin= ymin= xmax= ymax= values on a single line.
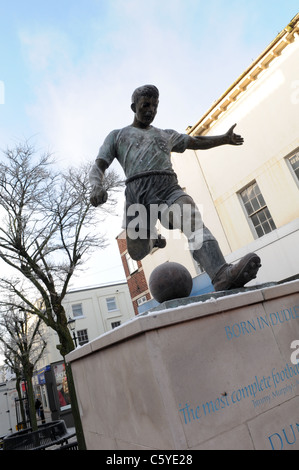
xmin=77 ymin=329 xmax=89 ymax=346
xmin=106 ymin=297 xmax=118 ymax=312
xmin=137 ymin=295 xmax=147 ymax=306
xmin=239 ymin=181 xmax=276 ymax=239
xmin=286 ymin=149 xmax=299 ymax=188
xmin=71 ymin=303 xmax=84 ymax=318
xmin=125 ymin=252 xmax=138 ymax=275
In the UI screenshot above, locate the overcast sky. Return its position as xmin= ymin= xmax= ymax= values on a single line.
xmin=0 ymin=1 xmax=298 ymax=288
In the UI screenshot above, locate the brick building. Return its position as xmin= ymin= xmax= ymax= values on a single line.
xmin=116 ymin=230 xmax=151 ymax=315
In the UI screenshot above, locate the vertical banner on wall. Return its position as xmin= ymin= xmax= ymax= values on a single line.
xmin=52 ymin=362 xmax=71 ymax=410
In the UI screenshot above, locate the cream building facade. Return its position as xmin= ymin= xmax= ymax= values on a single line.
xmin=37 ymin=281 xmax=135 ymax=367
xmin=32 ymin=282 xmax=134 ymax=421
xmin=141 ymin=14 xmax=299 ymax=293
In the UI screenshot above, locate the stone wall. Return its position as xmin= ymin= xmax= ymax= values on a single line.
xmin=66 ymin=279 xmax=299 ymax=450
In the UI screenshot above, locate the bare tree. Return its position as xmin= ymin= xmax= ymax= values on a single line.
xmin=0 ymin=305 xmax=47 ymax=431
xmin=0 ymin=142 xmax=123 ymax=448
xmin=1 ymin=352 xmax=28 ymax=430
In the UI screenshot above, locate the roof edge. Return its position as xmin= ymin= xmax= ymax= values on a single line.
xmin=187 ymin=13 xmax=299 ymax=136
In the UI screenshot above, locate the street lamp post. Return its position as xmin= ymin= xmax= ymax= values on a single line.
xmin=65 ymin=316 xmax=86 ymax=449
xmin=67 ymin=317 xmax=78 ymax=348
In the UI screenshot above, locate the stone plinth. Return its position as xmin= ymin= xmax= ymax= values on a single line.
xmin=66 ymin=278 xmax=299 ymax=450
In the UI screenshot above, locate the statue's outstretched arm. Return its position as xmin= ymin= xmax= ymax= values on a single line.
xmin=186 ymin=124 xmax=244 ymax=150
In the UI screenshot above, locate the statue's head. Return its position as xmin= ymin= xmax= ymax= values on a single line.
xmin=131 ymin=85 xmax=159 ymax=105
xmin=131 ymin=85 xmax=159 ymax=128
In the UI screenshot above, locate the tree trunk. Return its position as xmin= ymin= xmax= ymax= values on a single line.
xmin=65 ymin=362 xmax=86 ymax=450
xmin=25 ymin=369 xmax=38 ymax=432
xmin=56 ymin=321 xmax=87 ymax=450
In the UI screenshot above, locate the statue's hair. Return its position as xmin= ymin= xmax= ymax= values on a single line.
xmin=131 ymin=85 xmax=159 ymax=104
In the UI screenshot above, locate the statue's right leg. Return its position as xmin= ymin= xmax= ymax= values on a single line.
xmin=126 ymin=230 xmax=153 ymax=261
xmin=126 ymin=229 xmax=166 ymax=261
xmin=125 ymin=193 xmax=167 ymax=261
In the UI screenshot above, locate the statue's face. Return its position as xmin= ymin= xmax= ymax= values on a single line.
xmin=131 ymin=95 xmax=159 ymax=128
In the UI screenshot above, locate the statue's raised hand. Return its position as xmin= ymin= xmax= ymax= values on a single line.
xmin=226 ymin=124 xmax=244 ymax=146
